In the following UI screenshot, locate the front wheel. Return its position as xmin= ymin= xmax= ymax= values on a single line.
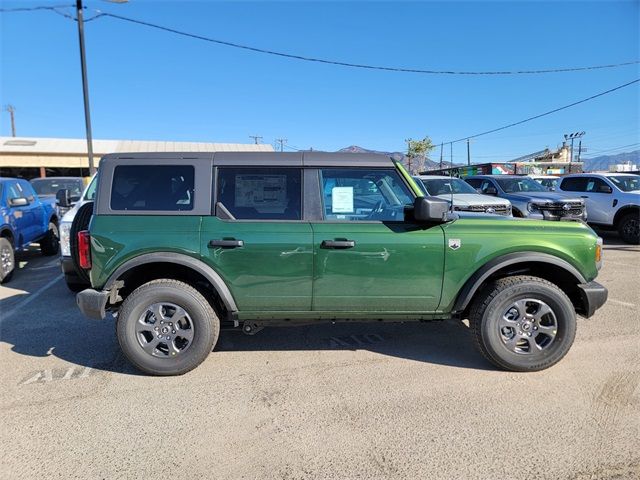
xmin=116 ymin=279 xmax=220 ymax=375
xmin=40 ymin=222 xmax=60 ymax=256
xmin=469 ymin=275 xmax=576 ymax=372
xmin=617 ymin=212 xmax=640 ymax=244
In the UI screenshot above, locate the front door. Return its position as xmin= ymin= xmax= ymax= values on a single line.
xmin=200 ymin=167 xmax=313 ymax=312
xmin=311 ymin=168 xmax=445 ymax=313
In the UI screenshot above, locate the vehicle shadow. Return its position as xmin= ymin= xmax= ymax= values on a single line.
xmin=595 ymin=228 xmax=640 ymax=251
xmin=1 ymin=282 xmax=493 ymax=376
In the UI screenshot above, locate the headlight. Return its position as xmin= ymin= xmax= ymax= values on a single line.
xmin=60 ymin=222 xmax=72 ymax=257
xmin=527 ymin=203 xmax=540 ymax=213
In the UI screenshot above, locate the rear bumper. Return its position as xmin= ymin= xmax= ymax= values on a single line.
xmin=76 ymin=289 xmax=110 ymax=320
xmin=577 ymin=281 xmax=608 ymax=318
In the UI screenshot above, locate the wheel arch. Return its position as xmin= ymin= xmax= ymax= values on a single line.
xmin=453 ymin=252 xmax=588 ymax=317
xmin=0 ymin=226 xmax=15 ymax=245
xmin=613 ymin=204 xmax=639 ymax=226
xmin=105 ymin=253 xmax=238 ymax=316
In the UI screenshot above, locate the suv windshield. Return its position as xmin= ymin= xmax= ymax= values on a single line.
xmin=609 ymin=175 xmax=640 ymax=192
xmin=420 ymin=178 xmax=477 ymax=195
xmin=84 ymin=175 xmax=98 ymax=201
xmin=496 ymin=177 xmax=547 ymax=193
xmin=31 ymin=178 xmax=84 ymax=198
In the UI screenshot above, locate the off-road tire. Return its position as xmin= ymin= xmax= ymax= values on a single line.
xmin=64 ymin=275 xmax=87 ymax=293
xmin=40 ymin=222 xmax=60 ymax=256
xmin=617 ymin=212 xmax=640 ymax=244
xmin=0 ymin=237 xmax=15 ymax=283
xmin=469 ymin=275 xmax=576 ymax=372
xmin=70 ymin=201 xmax=94 ymax=284
xmin=116 ymin=279 xmax=220 ymax=376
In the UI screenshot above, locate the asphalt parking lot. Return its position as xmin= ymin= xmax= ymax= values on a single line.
xmin=1 ymin=231 xmax=638 ymax=480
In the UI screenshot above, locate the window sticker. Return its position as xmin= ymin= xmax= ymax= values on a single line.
xmin=331 ymin=187 xmax=354 ymax=213
xmin=235 ymin=175 xmax=287 ymax=208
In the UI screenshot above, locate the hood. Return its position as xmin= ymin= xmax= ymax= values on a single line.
xmin=435 ymin=193 xmax=511 ymax=208
xmin=501 ymin=191 xmax=582 ymax=203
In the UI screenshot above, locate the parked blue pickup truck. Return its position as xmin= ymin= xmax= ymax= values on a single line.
xmin=0 ymin=178 xmax=60 ymax=282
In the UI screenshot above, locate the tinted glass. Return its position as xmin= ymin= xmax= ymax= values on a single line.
xmin=85 ymin=175 xmax=98 ymax=201
xmin=496 ymin=177 xmax=547 ymax=193
xmin=111 ymin=165 xmax=194 ymax=211
xmin=609 ymin=175 xmax=640 ymax=192
xmin=421 ymin=178 xmax=477 ymax=195
xmin=585 ymin=177 xmax=610 ymax=193
xmin=465 ymin=178 xmax=481 ymax=188
xmin=31 ymin=178 xmax=84 ymax=197
xmin=321 ymin=168 xmax=413 ymax=221
xmin=217 ymin=168 xmax=302 ymax=220
xmin=560 ymin=177 xmax=589 ymax=192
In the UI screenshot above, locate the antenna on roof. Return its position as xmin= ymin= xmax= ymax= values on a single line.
xmin=449 ymin=142 xmax=454 ymax=215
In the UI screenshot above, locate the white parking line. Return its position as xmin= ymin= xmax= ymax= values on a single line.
xmin=609 ymin=298 xmax=637 ymax=308
xmin=0 ymin=274 xmax=63 ymax=324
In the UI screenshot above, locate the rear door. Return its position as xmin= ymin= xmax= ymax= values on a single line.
xmin=310 ymin=167 xmax=444 ymax=313
xmin=200 ymin=166 xmax=313 ymax=312
xmin=560 ymin=176 xmax=611 ymax=224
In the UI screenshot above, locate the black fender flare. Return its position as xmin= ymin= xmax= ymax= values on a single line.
xmin=104 ymin=252 xmax=238 ymax=312
xmin=452 ymin=252 xmax=587 ymax=313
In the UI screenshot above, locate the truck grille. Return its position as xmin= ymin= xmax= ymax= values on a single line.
xmin=456 ymin=204 xmax=511 ymax=215
xmin=539 ymin=201 xmax=584 ymax=217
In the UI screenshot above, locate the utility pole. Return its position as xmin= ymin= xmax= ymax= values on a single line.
xmin=466 ymin=138 xmax=471 ymax=166
xmin=76 ymin=0 xmax=96 ymax=175
xmin=439 ymin=142 xmax=443 ymax=170
xmin=564 ymin=132 xmax=585 ymax=164
xmin=249 ymin=135 xmax=263 ymax=145
xmin=275 ymin=138 xmax=287 ymax=152
xmin=4 ymin=105 xmax=16 ymax=137
xmin=450 ymin=142 xmax=453 ymax=167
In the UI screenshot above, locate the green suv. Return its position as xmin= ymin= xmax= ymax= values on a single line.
xmin=76 ymin=152 xmax=607 ymax=375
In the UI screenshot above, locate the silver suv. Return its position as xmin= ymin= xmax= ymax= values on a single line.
xmin=414 ymin=175 xmax=512 ymax=215
xmin=465 ymin=175 xmax=586 ymax=221
xmin=558 ymin=173 xmax=639 ymax=244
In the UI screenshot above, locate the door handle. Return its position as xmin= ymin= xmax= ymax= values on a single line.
xmin=321 ymin=239 xmax=356 ymax=249
xmin=208 ymin=239 xmax=244 ymax=248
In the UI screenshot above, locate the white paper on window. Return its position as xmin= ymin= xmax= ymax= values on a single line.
xmin=235 ymin=175 xmax=287 ymax=208
xmin=331 ymin=187 xmax=354 ymax=213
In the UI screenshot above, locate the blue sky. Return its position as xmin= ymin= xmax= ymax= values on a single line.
xmin=1 ymin=0 xmax=638 ymax=162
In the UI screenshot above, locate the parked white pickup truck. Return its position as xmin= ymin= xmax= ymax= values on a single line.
xmin=558 ymin=173 xmax=639 ymax=244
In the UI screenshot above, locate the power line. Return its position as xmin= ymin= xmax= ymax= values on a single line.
xmin=582 ymin=142 xmax=640 ymax=157
xmin=440 ymin=78 xmax=640 ymax=145
xmin=0 ymin=4 xmax=74 ymax=12
xmin=69 ymin=11 xmax=640 ymax=76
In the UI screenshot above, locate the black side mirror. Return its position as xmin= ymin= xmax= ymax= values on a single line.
xmin=56 ymin=188 xmax=71 ymax=207
xmin=8 ymin=197 xmax=29 ymax=207
xmin=597 ymin=185 xmax=612 ymax=194
xmin=412 ymin=196 xmax=450 ymax=223
xmin=485 ymin=187 xmax=498 ymax=195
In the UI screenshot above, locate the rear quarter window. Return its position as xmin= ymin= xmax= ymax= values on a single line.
xmin=110 ymin=165 xmax=195 ymax=211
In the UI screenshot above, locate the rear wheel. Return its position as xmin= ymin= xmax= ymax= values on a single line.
xmin=469 ymin=275 xmax=576 ymax=372
xmin=40 ymin=222 xmax=60 ymax=256
xmin=617 ymin=212 xmax=639 ymax=244
xmin=0 ymin=238 xmax=15 ymax=283
xmin=116 ymin=279 xmax=220 ymax=375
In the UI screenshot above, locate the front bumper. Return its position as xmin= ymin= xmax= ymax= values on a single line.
xmin=76 ymin=289 xmax=110 ymax=320
xmin=577 ymin=281 xmax=608 ymax=318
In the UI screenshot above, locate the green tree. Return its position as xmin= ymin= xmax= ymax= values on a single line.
xmin=405 ymin=136 xmax=435 ymax=174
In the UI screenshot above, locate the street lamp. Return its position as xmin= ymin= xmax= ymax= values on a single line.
xmin=75 ymin=0 xmax=128 ymax=175
xmin=563 ymin=131 xmax=585 ymax=163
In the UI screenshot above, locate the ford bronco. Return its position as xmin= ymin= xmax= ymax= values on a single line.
xmin=76 ymin=152 xmax=607 ymax=375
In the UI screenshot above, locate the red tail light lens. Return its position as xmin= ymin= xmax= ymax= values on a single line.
xmin=78 ymin=230 xmax=92 ymax=269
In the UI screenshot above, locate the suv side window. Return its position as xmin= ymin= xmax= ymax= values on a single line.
xmin=479 ymin=179 xmax=496 ymax=194
xmin=465 ymin=178 xmax=481 ymax=189
xmin=585 ymin=177 xmax=611 ymax=193
xmin=320 ymin=168 xmax=413 ymax=221
xmin=560 ymin=177 xmax=589 ymax=192
xmin=111 ymin=165 xmax=195 ymax=211
xmin=216 ymin=168 xmax=302 ymax=220
xmin=18 ymin=181 xmax=36 ymax=202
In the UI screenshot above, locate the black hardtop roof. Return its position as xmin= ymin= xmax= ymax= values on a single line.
xmin=99 ymin=151 xmax=395 ymax=168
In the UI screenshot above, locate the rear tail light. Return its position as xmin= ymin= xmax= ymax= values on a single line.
xmin=78 ymin=230 xmax=92 ymax=269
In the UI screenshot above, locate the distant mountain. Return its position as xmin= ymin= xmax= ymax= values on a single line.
xmin=582 ymin=150 xmax=639 ymax=172
xmin=338 ymin=145 xmax=458 ymax=170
